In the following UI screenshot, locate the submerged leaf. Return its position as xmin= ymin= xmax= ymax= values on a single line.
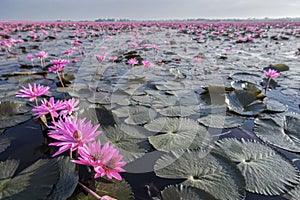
xmin=154 ymin=150 xmax=246 ymax=200
xmin=216 ymin=138 xmax=300 ymax=195
xmin=161 ymin=184 xmax=217 ymax=200
xmin=254 ymin=114 xmax=300 ymax=152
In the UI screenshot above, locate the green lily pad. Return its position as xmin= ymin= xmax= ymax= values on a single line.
xmin=124 ymin=105 xmax=157 ymax=125
xmin=283 ymin=183 xmax=300 ymax=200
xmin=225 ymin=90 xmax=265 ymax=116
xmin=161 ymin=184 xmax=217 ymax=200
xmin=46 ymin=156 xmax=78 ymax=200
xmin=99 ymin=124 xmax=150 ymax=163
xmin=264 ymin=64 xmax=289 ymax=72
xmin=263 ymin=98 xmax=287 ymax=113
xmin=87 ymin=91 xmax=111 ymax=105
xmin=93 ymin=178 xmax=134 ymax=200
xmin=0 ymin=138 xmax=10 ymax=154
xmin=0 ymin=101 xmax=32 ymax=129
xmin=216 ymin=138 xmax=300 ymax=195
xmin=198 ymin=114 xmax=245 ymax=129
xmin=154 ymin=150 xmax=246 ymax=200
xmin=254 ymin=114 xmax=300 ymax=152
xmin=159 ymin=105 xmax=197 ymax=117
xmin=145 ymin=117 xmax=204 ymax=152
xmin=0 ymin=158 xmax=59 ymax=199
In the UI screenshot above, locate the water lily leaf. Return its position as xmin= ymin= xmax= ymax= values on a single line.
xmin=154 ymin=150 xmax=246 ymax=200
xmin=46 ymin=156 xmax=78 ymax=200
xmin=112 ymin=106 xmax=130 ymax=118
xmin=145 ymin=117 xmax=204 ymax=151
xmin=159 ymin=105 xmax=197 ymax=117
xmin=230 ymin=72 xmax=262 ymax=83
xmin=0 ymin=138 xmax=10 ymax=154
xmin=94 ymin=178 xmax=134 ymax=200
xmin=0 ymin=159 xmax=19 ymax=180
xmin=87 ymin=92 xmax=111 ymax=105
xmin=231 ymin=80 xmax=262 ymax=95
xmin=283 ymin=183 xmax=300 ymax=200
xmin=124 ymin=105 xmax=156 ymax=125
xmin=198 ymin=114 xmax=245 ymax=129
xmin=0 ymin=101 xmax=32 ymax=129
xmin=0 ymin=158 xmax=59 ymax=199
xmin=100 ymin=124 xmax=150 ymax=163
xmin=225 ymin=90 xmax=265 ymax=116
xmin=264 ymin=64 xmax=289 ymax=72
xmin=156 ymin=81 xmax=186 ymax=91
xmin=264 ymin=98 xmax=287 ymax=113
xmin=216 ymin=138 xmax=300 ymax=195
xmin=161 ymin=184 xmax=217 ymax=200
xmin=254 ymin=114 xmax=300 ymax=152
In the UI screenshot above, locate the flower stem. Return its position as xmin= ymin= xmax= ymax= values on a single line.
xmin=34 ymin=98 xmax=38 ymax=107
xmin=57 ymin=72 xmax=65 ymax=87
xmin=265 ymin=78 xmax=271 ymax=94
xmin=70 ymin=149 xmax=73 ymax=158
xmin=78 ymin=182 xmax=102 ymax=200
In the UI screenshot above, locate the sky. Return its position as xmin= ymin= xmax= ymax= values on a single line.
xmin=0 ymin=0 xmax=299 ymax=21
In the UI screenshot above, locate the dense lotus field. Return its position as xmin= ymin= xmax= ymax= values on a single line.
xmin=0 ymin=21 xmax=300 ymax=200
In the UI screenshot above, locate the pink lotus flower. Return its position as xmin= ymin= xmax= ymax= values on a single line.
xmin=16 ymin=83 xmax=50 ymax=102
xmin=142 ymin=60 xmax=151 ymax=68
xmin=63 ymin=49 xmax=73 ymax=55
xmin=35 ymin=51 xmax=48 ymax=59
xmin=127 ymin=58 xmax=138 ymax=67
xmin=193 ymin=57 xmax=203 ymax=63
xmin=72 ymin=140 xmax=126 ymax=180
xmin=50 ymin=59 xmax=69 ymax=66
xmin=32 ymin=97 xmax=66 ymax=118
xmin=72 ymin=41 xmax=82 ymax=47
xmin=263 ymin=69 xmax=280 ymax=78
xmin=109 ymin=56 xmax=118 ymax=62
xmin=48 ymin=64 xmax=64 ymax=74
xmin=96 ymin=53 xmax=107 ymax=63
xmin=0 ymin=41 xmax=11 ymax=48
xmin=27 ymin=54 xmax=35 ymax=61
xmin=48 ymin=116 xmax=102 ymax=157
xmin=60 ymin=98 xmax=80 ymax=117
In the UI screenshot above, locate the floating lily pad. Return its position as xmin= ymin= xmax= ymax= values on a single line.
xmin=154 ymin=150 xmax=246 ymax=200
xmin=124 ymin=105 xmax=156 ymax=125
xmin=145 ymin=117 xmax=203 ymax=151
xmin=159 ymin=105 xmax=197 ymax=117
xmin=254 ymin=114 xmax=300 ymax=152
xmin=230 ymin=72 xmax=262 ymax=83
xmin=161 ymin=184 xmax=217 ymax=200
xmin=93 ymin=178 xmax=134 ymax=200
xmin=0 ymin=158 xmax=59 ymax=199
xmin=283 ymin=183 xmax=300 ymax=200
xmin=198 ymin=114 xmax=245 ymax=129
xmin=0 ymin=138 xmax=10 ymax=154
xmin=264 ymin=98 xmax=287 ymax=113
xmin=264 ymin=64 xmax=289 ymax=72
xmin=0 ymin=101 xmax=32 ymax=129
xmin=46 ymin=156 xmax=78 ymax=200
xmin=225 ymin=90 xmax=265 ymax=116
xmin=87 ymin=91 xmax=111 ymax=105
xmin=216 ymin=138 xmax=300 ymax=195
xmin=100 ymin=124 xmax=150 ymax=163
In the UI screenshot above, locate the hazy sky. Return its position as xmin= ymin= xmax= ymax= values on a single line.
xmin=0 ymin=0 xmax=299 ymax=21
